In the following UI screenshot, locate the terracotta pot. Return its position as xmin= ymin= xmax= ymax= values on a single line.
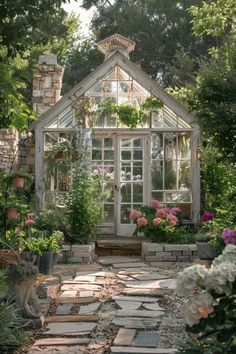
xmin=12 ymin=176 xmax=25 ymax=188
xmin=55 ymin=150 xmax=63 ymax=159
xmin=7 ymin=207 xmax=18 ymax=220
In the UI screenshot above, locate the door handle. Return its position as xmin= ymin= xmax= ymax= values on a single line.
xmin=114 ymin=184 xmax=120 ymax=191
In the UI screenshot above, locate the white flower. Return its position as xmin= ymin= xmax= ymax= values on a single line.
xmin=183 ymin=292 xmax=214 ymax=327
xmin=213 ymin=244 xmax=236 ymax=266
xmin=206 ymin=261 xmax=236 ymax=294
xmin=176 ymin=264 xmax=209 ymax=297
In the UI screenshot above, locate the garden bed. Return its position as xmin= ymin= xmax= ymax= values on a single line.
xmin=142 ymin=241 xmax=198 ymax=262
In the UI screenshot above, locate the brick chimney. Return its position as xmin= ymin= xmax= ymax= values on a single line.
xmin=32 ymin=55 xmax=64 ymax=115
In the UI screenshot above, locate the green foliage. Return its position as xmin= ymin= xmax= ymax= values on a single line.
xmin=35 ymin=208 xmax=70 ymax=240
xmin=0 ymin=302 xmax=26 ymax=353
xmin=20 ymin=232 xmax=63 ymax=255
xmin=64 ymin=166 xmax=104 ymax=244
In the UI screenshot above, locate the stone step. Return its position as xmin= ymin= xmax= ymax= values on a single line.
xmin=111 ymin=347 xmax=177 ymax=354
xmin=33 ymin=337 xmax=90 ymax=346
xmin=45 ymin=315 xmax=99 ymax=323
xmin=44 ymin=322 xmax=97 ymax=335
xmin=114 ymin=328 xmax=136 ymax=346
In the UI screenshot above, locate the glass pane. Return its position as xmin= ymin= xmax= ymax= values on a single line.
xmin=121 ymin=163 xmax=131 ymax=181
xmin=133 ymin=150 xmax=143 ymax=160
xmin=121 ymin=204 xmax=131 ymax=224
xmin=104 ymin=150 xmax=114 ymax=160
xmin=92 ymin=138 xmax=102 ymax=147
xmin=104 ymin=182 xmax=114 ymax=202
xmin=164 ymin=133 xmax=177 ymax=160
xmin=92 ymin=150 xmax=102 ymax=160
xmin=121 ymin=183 xmax=131 ymax=202
xmin=104 ymin=138 xmax=113 ymax=147
xmin=178 ymin=161 xmax=191 ymax=190
xmin=152 ymin=148 xmax=163 ymax=160
xmin=133 ymin=162 xmax=142 ymax=181
xmin=151 ymin=160 xmax=163 ymax=190
xmin=152 ymin=133 xmax=163 ymax=149
xmin=133 ymin=138 xmax=142 ymax=148
xmin=164 ymin=161 xmax=177 ymax=189
xmin=104 ymin=204 xmax=114 ymax=222
xmin=152 ymin=110 xmax=163 ymax=127
xmin=121 ymin=139 xmax=131 ymax=148
xmin=121 ymin=151 xmax=131 ymax=160
xmin=178 ymin=192 xmax=191 ymax=203
xmin=106 ymin=114 xmax=116 ymax=127
xmin=165 ymin=192 xmax=178 ymax=203
xmin=178 ymin=133 xmax=191 ymax=159
xmin=151 ymin=192 xmax=163 ymax=202
xmin=133 ymin=183 xmax=143 ymax=202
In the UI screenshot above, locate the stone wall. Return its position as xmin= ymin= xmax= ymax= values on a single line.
xmin=142 ymin=242 xmax=198 ymax=262
xmin=0 ymin=129 xmax=20 ymax=171
xmin=61 ymin=243 xmax=96 ymax=264
xmin=32 ymin=55 xmax=64 ymax=116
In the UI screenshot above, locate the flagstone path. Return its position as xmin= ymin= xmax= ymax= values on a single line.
xmin=27 ymin=256 xmax=190 ymax=354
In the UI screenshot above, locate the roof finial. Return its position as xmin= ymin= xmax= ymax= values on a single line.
xmin=97 ymin=34 xmax=136 ymax=60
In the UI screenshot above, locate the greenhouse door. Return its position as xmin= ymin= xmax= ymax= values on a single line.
xmin=92 ymin=134 xmax=149 ymax=236
xmin=116 ymin=135 xmax=149 ymax=236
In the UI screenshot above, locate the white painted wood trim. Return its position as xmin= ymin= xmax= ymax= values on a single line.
xmin=191 ymin=128 xmax=201 ymax=221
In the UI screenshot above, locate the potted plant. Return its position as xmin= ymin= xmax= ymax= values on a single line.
xmin=195 ymin=212 xmax=225 ymax=260
xmin=9 ymin=170 xmax=32 ymax=189
xmin=6 ymin=196 xmax=20 ymax=220
xmin=22 ymin=232 xmax=63 ymax=274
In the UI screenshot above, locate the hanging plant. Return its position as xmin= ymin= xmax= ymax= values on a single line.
xmin=98 ymin=97 xmax=164 ymax=129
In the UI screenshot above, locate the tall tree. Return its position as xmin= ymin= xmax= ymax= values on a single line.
xmin=0 ymin=0 xmax=80 ymax=130
xmin=79 ymin=0 xmax=214 ymax=87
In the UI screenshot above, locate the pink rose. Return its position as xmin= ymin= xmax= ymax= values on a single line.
xmin=151 ymin=200 xmax=160 ymax=209
xmin=27 ymin=212 xmax=35 ymax=219
xmin=129 ymin=209 xmax=142 ymax=220
xmin=137 ymin=217 xmax=148 ymax=227
xmin=153 ymin=217 xmax=162 ymax=226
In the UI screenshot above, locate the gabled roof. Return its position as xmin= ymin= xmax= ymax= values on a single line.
xmin=33 ymin=50 xmax=198 ymax=130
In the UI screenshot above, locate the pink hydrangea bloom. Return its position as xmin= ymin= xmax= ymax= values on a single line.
xmin=25 ymin=219 xmax=36 ymax=225
xmin=137 ymin=217 xmax=148 ymax=227
xmin=169 ymin=207 xmax=181 ymax=215
xmin=151 ymin=199 xmax=160 ymax=209
xmin=130 ymin=209 xmax=142 ymax=220
xmin=169 ymin=220 xmax=177 ymax=226
xmin=153 ymin=217 xmax=162 ymax=226
xmin=155 ymin=208 xmax=168 ymax=218
xmin=167 ymin=214 xmax=178 ymax=222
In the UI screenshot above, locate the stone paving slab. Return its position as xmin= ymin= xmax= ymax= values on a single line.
xmin=133 ymin=331 xmax=160 ymax=348
xmin=131 ymin=274 xmax=169 ymax=281
xmin=111 ymin=347 xmax=177 ymax=353
xmin=116 ymin=301 xmax=142 ymax=310
xmin=79 ymin=290 xmax=94 ymax=298
xmin=45 ymin=315 xmax=99 ymax=323
xmin=116 ymin=310 xmax=165 ymax=318
xmin=56 ymin=303 xmax=72 ymax=315
xmin=112 ymin=317 xmax=161 ymax=329
xmin=79 ymin=301 xmax=101 ymax=314
xmin=114 ymin=328 xmax=136 ymax=346
xmin=112 ymin=262 xmax=147 ymax=269
xmin=58 ymin=291 xmax=77 ymax=299
xmin=142 ymin=303 xmax=165 ymax=311
xmin=28 ymin=346 xmax=86 ymax=354
xmin=61 ymin=284 xmax=102 ymax=291
xmin=121 ymin=288 xmax=172 ymax=297
xmin=120 ymin=279 xmax=176 ymax=290
xmin=75 ymin=271 xmax=106 ymax=277
xmin=45 ymin=322 xmax=96 ymax=335
xmin=73 ymin=275 xmax=96 ymax=282
xmin=33 ymin=338 xmax=90 ymax=346
xmin=98 ymin=256 xmax=142 ymax=265
xmin=112 ymin=296 xmax=158 ymax=303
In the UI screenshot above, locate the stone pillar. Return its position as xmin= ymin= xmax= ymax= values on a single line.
xmin=0 ymin=128 xmax=20 ymax=171
xmin=32 ymin=55 xmax=64 ymax=116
